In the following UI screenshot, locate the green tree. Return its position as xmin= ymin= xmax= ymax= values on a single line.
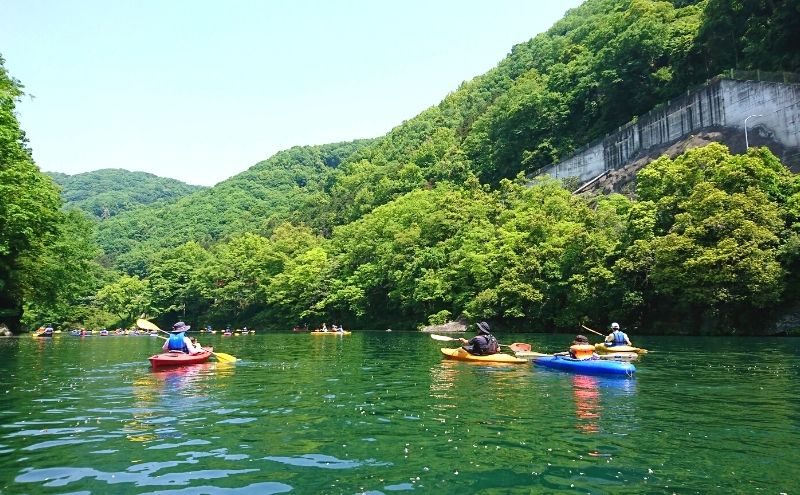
xmin=0 ymin=56 xmax=63 ymax=331
xmin=95 ymin=274 xmax=150 ymax=326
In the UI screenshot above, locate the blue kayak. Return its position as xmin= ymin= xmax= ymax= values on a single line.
xmin=533 ymin=355 xmax=635 ymax=376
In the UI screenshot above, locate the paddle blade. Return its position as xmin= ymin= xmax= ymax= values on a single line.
xmin=430 ymin=334 xmax=457 ymax=341
xmin=213 ymin=352 xmax=237 ymax=363
xmin=137 ymin=318 xmax=161 ymax=332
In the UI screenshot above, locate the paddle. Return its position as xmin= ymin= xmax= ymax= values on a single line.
xmin=137 ymin=319 xmax=238 ymax=363
xmin=429 ymin=333 xmax=532 ymax=352
xmin=580 ymin=324 xmax=606 ymax=338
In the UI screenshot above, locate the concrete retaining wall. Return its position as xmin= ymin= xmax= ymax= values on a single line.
xmin=537 ymin=77 xmax=800 ymax=183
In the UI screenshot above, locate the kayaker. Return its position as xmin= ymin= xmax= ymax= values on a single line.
xmin=162 ymin=321 xmax=200 ymax=354
xmin=604 ymin=322 xmax=632 ymax=347
xmin=568 ymin=335 xmax=597 ymax=360
xmin=458 ymin=321 xmax=499 ymax=356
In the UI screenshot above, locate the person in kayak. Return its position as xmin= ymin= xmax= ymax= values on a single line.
xmin=604 ymin=322 xmax=632 ymax=347
xmin=458 ymin=321 xmax=499 ymax=356
xmin=162 ymin=321 xmax=200 ymax=354
xmin=568 ymin=335 xmax=597 ymax=360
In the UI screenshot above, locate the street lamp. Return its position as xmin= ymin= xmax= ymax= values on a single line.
xmin=744 ymin=114 xmax=763 ymax=149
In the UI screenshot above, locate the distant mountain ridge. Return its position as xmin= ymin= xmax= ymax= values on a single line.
xmin=48 ymin=169 xmax=205 ymax=219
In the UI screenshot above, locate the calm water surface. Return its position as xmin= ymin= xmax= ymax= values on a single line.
xmin=0 ymin=332 xmax=798 ymax=494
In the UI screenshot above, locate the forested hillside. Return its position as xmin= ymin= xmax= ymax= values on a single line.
xmin=48 ymin=169 xmax=205 ymax=219
xmin=2 ymin=0 xmax=799 ymax=334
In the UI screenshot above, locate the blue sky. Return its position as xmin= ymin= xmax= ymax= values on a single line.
xmin=1 ymin=0 xmax=584 ymax=186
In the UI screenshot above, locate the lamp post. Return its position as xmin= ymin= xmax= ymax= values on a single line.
xmin=744 ymin=114 xmax=762 ymax=149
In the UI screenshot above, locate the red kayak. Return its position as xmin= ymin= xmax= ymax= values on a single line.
xmin=149 ymin=347 xmax=214 ymax=369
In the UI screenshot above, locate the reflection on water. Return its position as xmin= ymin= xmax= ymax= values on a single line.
xmin=571 ymin=374 xmax=638 ymax=435
xmin=572 ymin=374 xmax=601 ymax=433
xmin=0 ymin=333 xmax=798 ymax=494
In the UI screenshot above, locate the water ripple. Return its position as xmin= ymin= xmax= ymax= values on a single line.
xmin=16 ymin=466 xmax=260 ymax=488
xmin=263 ymin=453 xmax=392 ymax=469
xmin=147 ymin=439 xmax=212 ymax=450
xmin=136 ymin=481 xmax=293 ymax=495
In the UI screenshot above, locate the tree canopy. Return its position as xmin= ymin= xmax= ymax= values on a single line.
xmin=3 ymin=0 xmax=799 ymax=334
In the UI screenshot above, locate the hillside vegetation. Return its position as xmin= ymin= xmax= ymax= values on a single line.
xmin=2 ymin=0 xmax=799 ymax=334
xmin=48 ymin=169 xmax=205 ymax=219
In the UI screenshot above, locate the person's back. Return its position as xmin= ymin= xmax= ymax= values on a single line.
xmin=605 ymin=323 xmax=631 ymax=346
xmin=166 ymin=332 xmax=189 ymax=352
xmin=165 ymin=321 xmax=194 ymax=353
xmin=461 ymin=321 xmax=499 ymax=356
xmin=569 ymin=335 xmax=595 ymax=359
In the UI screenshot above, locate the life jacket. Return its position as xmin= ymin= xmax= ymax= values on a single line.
xmin=570 ymin=344 xmax=595 ymax=360
xmin=167 ymin=332 xmax=189 ymax=353
xmin=470 ymin=334 xmax=499 ymax=355
xmin=608 ymin=330 xmax=626 ymax=346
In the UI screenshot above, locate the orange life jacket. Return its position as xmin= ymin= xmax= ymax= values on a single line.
xmin=569 ymin=344 xmax=595 ymax=360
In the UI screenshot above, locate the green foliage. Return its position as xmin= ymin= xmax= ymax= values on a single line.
xmin=0 ymin=56 xmax=65 ymax=330
xmin=147 ymin=241 xmax=212 ymax=322
xmin=427 ymin=310 xmax=452 ymax=326
xmin=95 ymin=274 xmax=150 ymax=326
xmin=617 ymin=144 xmax=799 ymax=331
xmin=48 ymin=169 xmax=205 ymax=219
xmin=693 ymin=0 xmax=800 ymax=75
xmin=20 ymin=210 xmax=106 ymax=328
xmin=5 ymin=0 xmax=800 ymax=334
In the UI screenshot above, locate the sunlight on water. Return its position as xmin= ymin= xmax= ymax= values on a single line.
xmin=0 ymin=333 xmax=798 ymax=494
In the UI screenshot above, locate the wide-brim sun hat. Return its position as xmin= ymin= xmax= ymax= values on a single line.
xmin=477 ymin=321 xmax=491 ymax=335
xmin=171 ymin=321 xmax=191 ymax=333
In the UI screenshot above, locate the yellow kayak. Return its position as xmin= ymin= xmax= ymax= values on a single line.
xmin=440 ymin=347 xmax=527 ymax=364
xmin=594 ymin=343 xmax=648 ymax=354
xmin=310 ymin=331 xmax=351 ymax=336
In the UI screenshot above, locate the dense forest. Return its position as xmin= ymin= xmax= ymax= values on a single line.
xmin=2 ymin=0 xmax=799 ymax=335
xmin=48 ymin=169 xmax=205 ymax=219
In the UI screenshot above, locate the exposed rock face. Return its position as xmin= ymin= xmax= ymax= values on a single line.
xmin=420 ymin=319 xmax=468 ymax=333
xmin=773 ymin=306 xmax=800 ymax=335
xmin=0 ymin=324 xmax=13 ymax=337
xmin=578 ymin=128 xmax=792 ymax=197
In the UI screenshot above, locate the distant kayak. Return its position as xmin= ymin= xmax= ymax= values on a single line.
xmin=310 ymin=331 xmax=351 ymax=336
xmin=594 ymin=343 xmax=648 ymax=354
xmin=533 ymin=355 xmax=635 ymax=376
xmin=149 ymin=348 xmax=214 ymax=369
xmin=440 ymin=347 xmax=527 ymax=364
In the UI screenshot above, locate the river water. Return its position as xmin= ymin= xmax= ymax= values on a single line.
xmin=0 ymin=332 xmax=798 ymax=494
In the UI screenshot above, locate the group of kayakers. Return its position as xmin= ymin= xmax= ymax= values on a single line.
xmin=317 ymin=323 xmax=346 ymax=333
xmin=457 ymin=321 xmax=634 ymax=360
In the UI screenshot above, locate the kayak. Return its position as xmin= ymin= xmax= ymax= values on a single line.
xmin=310 ymin=331 xmax=351 ymax=336
xmin=440 ymin=347 xmax=527 ymax=364
xmin=149 ymin=347 xmax=214 ymax=369
xmin=594 ymin=343 xmax=648 ymax=354
xmin=514 ymin=350 xmax=552 ymax=359
xmin=533 ymin=355 xmax=635 ymax=376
